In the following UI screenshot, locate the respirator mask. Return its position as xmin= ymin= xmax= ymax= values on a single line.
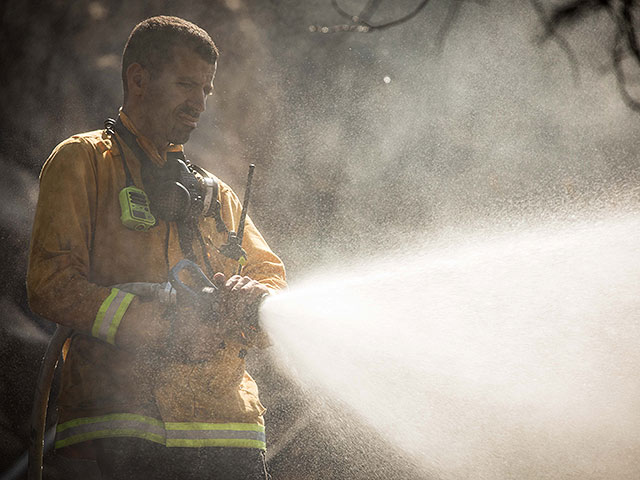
xmin=142 ymin=155 xmax=220 ymax=224
xmin=105 ymin=116 xmax=222 ymax=230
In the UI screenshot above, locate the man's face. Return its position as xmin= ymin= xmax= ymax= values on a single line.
xmin=140 ymin=45 xmax=216 ymax=147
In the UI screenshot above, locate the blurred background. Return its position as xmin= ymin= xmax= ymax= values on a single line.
xmin=1 ymin=0 xmax=640 ymax=478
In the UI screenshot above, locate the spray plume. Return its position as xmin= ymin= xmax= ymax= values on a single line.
xmin=261 ymin=210 xmax=640 ymax=479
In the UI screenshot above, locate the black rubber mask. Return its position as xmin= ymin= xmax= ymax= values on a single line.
xmin=142 ymin=157 xmax=197 ymax=223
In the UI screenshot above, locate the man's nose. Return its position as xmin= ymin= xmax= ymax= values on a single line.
xmin=189 ymin=89 xmax=207 ymax=114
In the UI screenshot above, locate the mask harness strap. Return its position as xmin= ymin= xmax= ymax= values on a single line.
xmin=104 ymin=116 xmax=216 ymax=277
xmin=168 ymin=150 xmax=199 ymax=268
xmin=104 ymin=118 xmax=135 ymax=188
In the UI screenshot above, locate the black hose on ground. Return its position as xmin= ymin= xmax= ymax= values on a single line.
xmin=27 ymin=325 xmax=72 ymax=480
xmin=0 ymin=427 xmax=56 ymax=480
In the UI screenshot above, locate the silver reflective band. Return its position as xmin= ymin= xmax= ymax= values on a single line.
xmin=159 ymin=281 xmax=177 ymax=306
xmin=165 ymin=429 xmax=266 ymax=442
xmin=92 ymin=288 xmax=135 ymax=345
xmin=55 ymin=414 xmax=266 ymax=450
xmin=113 ymin=282 xmax=176 ymax=306
xmin=56 ymin=415 xmax=165 ymax=445
xmin=201 ymin=176 xmax=215 ymax=215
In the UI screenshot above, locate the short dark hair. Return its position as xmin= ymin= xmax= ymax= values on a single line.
xmin=122 ymin=16 xmax=219 ymax=99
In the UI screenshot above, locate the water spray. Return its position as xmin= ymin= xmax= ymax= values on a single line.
xmin=259 ymin=212 xmax=640 ymax=479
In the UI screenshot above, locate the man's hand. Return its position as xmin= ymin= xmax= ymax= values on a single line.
xmin=213 ymin=273 xmax=269 ymax=335
xmin=167 ymin=273 xmax=269 ymax=363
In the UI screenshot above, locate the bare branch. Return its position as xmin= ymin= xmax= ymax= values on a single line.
xmin=545 ymin=0 xmax=611 ymax=33
xmin=531 ymin=0 xmax=640 ymax=112
xmin=621 ymin=0 xmax=640 ymax=64
xmin=368 ymin=0 xmax=432 ymax=30
xmin=612 ymin=29 xmax=640 ymax=110
xmin=434 ymin=0 xmax=463 ymax=54
xmin=314 ymin=0 xmax=432 ymax=33
xmin=530 ymin=0 xmax=582 ymax=85
xmin=611 ymin=0 xmax=640 ymax=110
xmin=357 ymin=0 xmax=385 ymax=24
xmin=331 ymin=0 xmax=357 ymax=22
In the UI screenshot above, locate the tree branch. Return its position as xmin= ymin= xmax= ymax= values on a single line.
xmin=612 ymin=0 xmax=640 ymax=110
xmin=529 ymin=0 xmax=582 ymax=85
xmin=312 ymin=0 xmax=432 ymax=33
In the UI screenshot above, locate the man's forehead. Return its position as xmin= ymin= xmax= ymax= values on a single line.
xmin=164 ymin=45 xmax=216 ymax=77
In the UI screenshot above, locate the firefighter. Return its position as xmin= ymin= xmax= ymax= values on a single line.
xmin=27 ymin=16 xmax=286 ymax=480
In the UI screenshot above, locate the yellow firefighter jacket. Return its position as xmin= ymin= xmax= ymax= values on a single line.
xmin=27 ymin=114 xmax=286 ymax=452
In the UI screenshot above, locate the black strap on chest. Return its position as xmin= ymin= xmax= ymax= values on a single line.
xmin=104 ymin=116 xmax=217 ymax=278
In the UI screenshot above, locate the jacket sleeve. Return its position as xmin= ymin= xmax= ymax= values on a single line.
xmin=216 ymin=181 xmax=286 ymax=349
xmin=27 ymin=138 xmax=169 ymax=351
xmin=217 ymin=181 xmax=287 ymax=292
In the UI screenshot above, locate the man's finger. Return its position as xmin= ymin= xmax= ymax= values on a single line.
xmin=239 ymin=280 xmax=259 ymax=291
xmin=225 ymin=275 xmax=244 ymax=289
xmin=230 ymin=276 xmax=252 ymax=292
xmin=212 ymin=272 xmax=226 ymax=289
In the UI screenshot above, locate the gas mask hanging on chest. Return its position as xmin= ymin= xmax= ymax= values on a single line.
xmin=106 ymin=116 xmax=221 ymax=231
xmin=140 ymin=154 xmax=222 ymax=226
xmin=142 ymin=154 xmax=201 ymax=223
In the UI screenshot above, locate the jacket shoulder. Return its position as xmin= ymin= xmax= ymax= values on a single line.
xmin=42 ymin=130 xmax=108 ymax=180
xmin=189 ymin=164 xmax=239 ymax=201
xmin=53 ymin=130 xmax=112 ymax=155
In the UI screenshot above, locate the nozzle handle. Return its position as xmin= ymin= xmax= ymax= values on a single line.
xmin=168 ymin=259 xmax=216 ymax=303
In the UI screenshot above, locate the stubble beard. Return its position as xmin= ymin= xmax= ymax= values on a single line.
xmin=169 ymin=124 xmax=194 ymax=145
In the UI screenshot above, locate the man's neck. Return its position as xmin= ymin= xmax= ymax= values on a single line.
xmin=121 ymin=105 xmax=168 ymax=153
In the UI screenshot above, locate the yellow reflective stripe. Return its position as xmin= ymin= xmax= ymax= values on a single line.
xmin=55 ymin=415 xmax=266 ymax=450
xmin=91 ymin=288 xmax=135 ymax=345
xmin=106 ymin=292 xmax=134 ymax=344
xmin=166 ymin=439 xmax=266 ymax=449
xmin=92 ymin=288 xmax=118 ymax=338
xmin=56 ymin=434 xmax=264 ymax=450
xmin=55 ymin=430 xmax=165 ymax=449
xmin=57 ymin=413 xmax=163 ymax=433
xmin=166 ymin=422 xmax=265 ymax=432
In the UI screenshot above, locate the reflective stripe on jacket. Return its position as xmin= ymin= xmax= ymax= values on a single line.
xmin=27 ymin=127 xmax=286 ymax=451
xmin=55 ymin=414 xmax=266 ymax=450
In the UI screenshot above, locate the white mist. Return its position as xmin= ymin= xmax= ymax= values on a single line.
xmin=261 ymin=212 xmax=640 ymax=479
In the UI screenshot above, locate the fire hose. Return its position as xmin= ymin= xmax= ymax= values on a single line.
xmin=26 ymin=324 xmax=72 ymax=480
xmin=26 ymin=282 xmax=174 ymax=480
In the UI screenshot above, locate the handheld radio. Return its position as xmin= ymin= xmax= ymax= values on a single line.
xmin=119 ymin=186 xmax=156 ymax=231
xmin=105 ymin=118 xmax=157 ymax=232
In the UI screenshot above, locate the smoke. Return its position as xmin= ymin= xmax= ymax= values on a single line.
xmin=3 ymin=0 xmax=637 ymax=283
xmin=249 ymin=0 xmax=640 ymax=269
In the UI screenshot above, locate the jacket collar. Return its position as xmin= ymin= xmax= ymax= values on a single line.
xmin=118 ymin=109 xmax=184 ymax=167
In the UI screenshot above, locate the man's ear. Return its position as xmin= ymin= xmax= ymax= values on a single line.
xmin=126 ymin=63 xmax=150 ymax=98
